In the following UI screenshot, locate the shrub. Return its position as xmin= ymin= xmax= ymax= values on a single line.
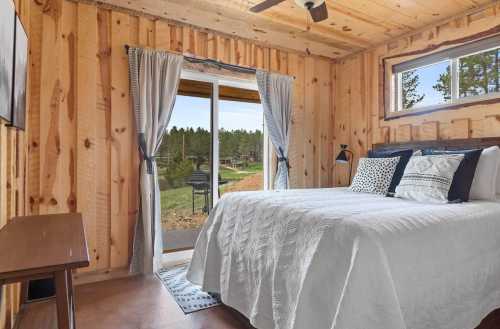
xmin=162 ymin=159 xmax=194 ymax=189
xmin=158 ymin=178 xmax=169 ymax=191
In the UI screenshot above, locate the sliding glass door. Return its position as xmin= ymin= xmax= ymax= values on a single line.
xmin=160 ymin=79 xmax=213 ymax=252
xmin=218 ymin=99 xmax=264 ymax=196
xmin=160 ymin=72 xmax=265 ymax=252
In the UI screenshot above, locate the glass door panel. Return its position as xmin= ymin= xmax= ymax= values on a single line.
xmin=160 ymin=79 xmax=212 ymax=252
xmin=218 ymin=86 xmax=264 ymax=196
xmin=160 ymin=76 xmax=265 ymax=253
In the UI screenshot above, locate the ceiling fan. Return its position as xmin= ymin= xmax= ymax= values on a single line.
xmin=249 ymin=0 xmax=328 ymax=23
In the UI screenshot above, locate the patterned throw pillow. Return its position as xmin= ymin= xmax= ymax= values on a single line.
xmin=395 ymin=154 xmax=464 ymax=203
xmin=350 ymin=157 xmax=401 ymax=195
xmin=368 ymin=149 xmax=413 ymax=194
xmin=422 ymin=149 xmax=482 ymax=202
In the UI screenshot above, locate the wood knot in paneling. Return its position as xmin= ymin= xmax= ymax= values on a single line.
xmin=67 ymin=195 xmax=77 ymax=212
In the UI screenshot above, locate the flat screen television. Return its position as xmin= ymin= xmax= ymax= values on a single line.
xmin=11 ymin=15 xmax=27 ymax=130
xmin=0 ymin=0 xmax=15 ymax=122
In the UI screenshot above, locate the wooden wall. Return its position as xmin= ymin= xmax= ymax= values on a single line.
xmin=23 ymin=0 xmax=335 ymax=282
xmin=4 ymin=0 xmax=500 ymax=327
xmin=6 ymin=0 xmax=500 ymax=327
xmin=333 ymin=2 xmax=500 ymax=186
xmin=1 ymin=0 xmax=30 ymax=327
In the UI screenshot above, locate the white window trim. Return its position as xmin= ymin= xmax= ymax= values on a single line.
xmin=179 ymin=70 xmax=269 ymax=206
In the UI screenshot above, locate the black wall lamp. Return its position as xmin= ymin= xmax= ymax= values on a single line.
xmin=335 ymin=144 xmax=353 ymax=184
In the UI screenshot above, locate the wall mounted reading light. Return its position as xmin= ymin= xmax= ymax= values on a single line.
xmin=335 ymin=144 xmax=353 ymax=184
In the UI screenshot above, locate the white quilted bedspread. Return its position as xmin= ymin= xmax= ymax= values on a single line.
xmin=186 ymin=188 xmax=500 ymax=329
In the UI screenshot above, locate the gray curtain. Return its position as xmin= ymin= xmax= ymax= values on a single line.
xmin=256 ymin=70 xmax=294 ymax=189
xmin=128 ymin=47 xmax=183 ymax=274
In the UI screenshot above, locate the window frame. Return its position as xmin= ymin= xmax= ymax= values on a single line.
xmin=386 ymin=34 xmax=500 ymax=120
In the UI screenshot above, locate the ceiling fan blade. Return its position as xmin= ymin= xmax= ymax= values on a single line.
xmin=249 ymin=0 xmax=286 ymax=13
xmin=309 ymin=2 xmax=328 ymax=22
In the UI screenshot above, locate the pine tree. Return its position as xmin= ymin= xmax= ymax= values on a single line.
xmin=401 ymin=70 xmax=425 ymax=109
xmin=433 ymin=49 xmax=500 ymax=100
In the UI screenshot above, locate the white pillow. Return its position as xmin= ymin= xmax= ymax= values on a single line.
xmin=395 ymin=154 xmax=464 ymax=203
xmin=470 ymin=146 xmax=500 ymax=200
xmin=412 ymin=150 xmax=423 ymax=156
xmin=350 ymin=157 xmax=400 ymax=195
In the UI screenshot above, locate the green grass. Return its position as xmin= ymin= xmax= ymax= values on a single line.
xmin=219 ymin=163 xmax=263 ymax=181
xmin=161 ymin=186 xmax=195 ymax=211
xmin=161 ymin=162 xmax=263 ymax=216
xmin=246 ymin=163 xmax=263 ymax=171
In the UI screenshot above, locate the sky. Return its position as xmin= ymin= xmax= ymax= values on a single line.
xmin=167 ymin=95 xmax=264 ymax=132
xmin=408 ymin=60 xmax=450 ymax=108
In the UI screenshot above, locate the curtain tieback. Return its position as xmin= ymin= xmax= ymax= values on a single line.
xmin=144 ymin=155 xmax=156 ymax=174
xmin=138 ymin=134 xmax=156 ymax=175
xmin=277 ymin=147 xmax=290 ymax=170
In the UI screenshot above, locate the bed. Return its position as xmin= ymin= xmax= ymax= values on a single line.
xmin=186 ymin=138 xmax=500 ymax=329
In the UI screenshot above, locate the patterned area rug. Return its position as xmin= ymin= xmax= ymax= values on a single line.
xmin=157 ymin=263 xmax=221 ymax=314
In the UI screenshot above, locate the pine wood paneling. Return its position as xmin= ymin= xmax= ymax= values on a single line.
xmin=110 ymin=11 xmax=132 ymax=269
xmin=39 ymin=0 xmax=62 ymax=214
xmin=333 ymin=2 xmax=500 ymax=185
xmin=420 ymin=121 xmax=439 ymax=141
xmin=287 ymin=53 xmax=306 ymax=188
xmin=76 ymin=3 xmax=98 ymax=271
xmin=8 ymin=0 xmax=500 ymax=327
xmin=95 ymin=7 xmax=112 ymax=271
xmin=28 ymin=0 xmax=42 ymax=216
xmin=303 ymin=56 xmax=316 ymax=188
xmin=316 ymin=59 xmax=333 ymax=187
xmin=24 ymin=0 xmax=336 ymax=284
xmin=91 ymin=0 xmax=494 ymax=59
xmin=332 ymin=52 xmax=370 ymax=186
xmin=397 ymin=124 xmax=413 ymax=143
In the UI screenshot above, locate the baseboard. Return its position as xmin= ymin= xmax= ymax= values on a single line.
xmin=73 ymin=267 xmax=137 ymax=286
xmin=73 ymin=250 xmax=194 ymax=286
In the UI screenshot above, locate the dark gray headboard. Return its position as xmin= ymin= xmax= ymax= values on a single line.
xmin=373 ymin=137 xmax=500 ymax=152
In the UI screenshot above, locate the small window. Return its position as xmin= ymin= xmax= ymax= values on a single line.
xmin=388 ymin=35 xmax=500 ymax=118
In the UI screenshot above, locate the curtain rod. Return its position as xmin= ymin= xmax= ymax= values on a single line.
xmin=124 ymin=44 xmax=295 ymax=79
xmin=124 ymin=44 xmax=256 ymax=75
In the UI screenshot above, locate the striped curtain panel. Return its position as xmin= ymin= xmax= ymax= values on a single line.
xmin=256 ymin=70 xmax=294 ymax=190
xmin=128 ymin=47 xmax=183 ymax=274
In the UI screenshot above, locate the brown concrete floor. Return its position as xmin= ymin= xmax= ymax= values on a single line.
xmin=75 ymin=275 xmax=255 ymax=329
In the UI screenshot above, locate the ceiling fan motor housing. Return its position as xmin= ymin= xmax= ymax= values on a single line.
xmin=295 ymin=0 xmax=324 ymax=9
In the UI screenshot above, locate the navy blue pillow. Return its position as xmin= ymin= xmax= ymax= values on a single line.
xmin=421 ymin=149 xmax=482 ymax=202
xmin=368 ymin=149 xmax=413 ymax=193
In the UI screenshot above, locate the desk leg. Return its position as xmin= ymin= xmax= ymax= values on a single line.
xmin=20 ymin=281 xmax=28 ymax=304
xmin=67 ymin=269 xmax=76 ymax=329
xmin=55 ymin=270 xmax=71 ymax=329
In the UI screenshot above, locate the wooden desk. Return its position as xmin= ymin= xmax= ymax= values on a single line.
xmin=0 ymin=213 xmax=90 ymax=329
